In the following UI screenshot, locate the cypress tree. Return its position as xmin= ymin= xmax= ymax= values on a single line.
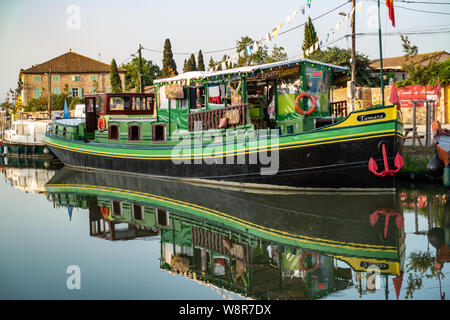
xmin=208 ymin=57 xmax=215 ymax=69
xmin=187 ymin=54 xmax=197 ymax=71
xmin=183 ymin=59 xmax=188 ymax=73
xmin=110 ymin=58 xmax=123 ymax=93
xmin=302 ymin=17 xmax=319 ymax=57
xmin=197 ymin=50 xmax=205 ymax=71
xmin=162 ymin=39 xmax=178 ymax=77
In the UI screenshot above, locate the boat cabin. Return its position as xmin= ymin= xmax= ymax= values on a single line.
xmin=49 ymin=58 xmax=348 ymax=145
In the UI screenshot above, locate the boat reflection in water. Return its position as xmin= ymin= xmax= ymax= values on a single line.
xmin=45 ymin=168 xmax=406 ymax=300
xmin=0 ymin=156 xmax=62 ymax=194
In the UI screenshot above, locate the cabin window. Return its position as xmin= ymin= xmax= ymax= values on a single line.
xmin=155 ymin=208 xmax=169 ymax=227
xmin=111 ymin=200 xmax=122 ymax=216
xmin=110 ymin=96 xmax=130 ymax=111
xmin=133 ymin=97 xmax=144 ymax=110
xmin=152 ymin=124 xmax=165 ymax=142
xmin=63 ymin=127 xmax=66 ymax=138
xmin=208 ymin=83 xmax=226 ymax=106
xmin=276 ymin=73 xmax=301 ymax=115
xmin=305 ymin=66 xmax=330 ymax=113
xmin=189 ymin=86 xmax=205 ymax=109
xmin=128 ymin=125 xmax=140 ymax=141
xmin=132 ymin=204 xmax=144 ymax=221
xmin=108 ymin=124 xmax=120 ymax=140
xmin=158 ymin=86 xmax=169 ymax=109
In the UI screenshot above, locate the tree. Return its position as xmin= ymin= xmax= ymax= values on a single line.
xmin=310 ymin=47 xmax=377 ymax=87
xmin=162 ymin=39 xmax=178 ymax=77
xmin=208 ymin=56 xmax=215 ymax=69
xmin=110 ymin=59 xmax=123 ymax=93
xmin=302 ymin=17 xmax=319 ymax=57
xmin=265 ymin=45 xmax=288 ymax=63
xmin=397 ymin=35 xmax=449 ymax=86
xmin=187 ymin=54 xmax=197 ymax=71
xmin=236 ymin=36 xmax=268 ymax=67
xmin=121 ymin=57 xmax=161 ymax=91
xmin=197 ymin=50 xmax=205 ymax=71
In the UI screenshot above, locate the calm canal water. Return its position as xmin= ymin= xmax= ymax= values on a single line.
xmin=0 ymin=158 xmax=448 ymax=300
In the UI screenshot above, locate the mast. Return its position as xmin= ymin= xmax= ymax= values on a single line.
xmin=378 ymin=0 xmax=385 ymax=106
xmin=351 ymin=0 xmax=356 ymax=101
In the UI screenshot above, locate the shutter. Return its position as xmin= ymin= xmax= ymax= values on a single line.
xmin=78 ymin=88 xmax=83 ymax=97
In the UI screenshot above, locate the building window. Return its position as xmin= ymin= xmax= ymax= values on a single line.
xmin=132 ymin=204 xmax=144 ymax=221
xmin=111 ymin=200 xmax=122 ymax=216
xmin=69 ymin=88 xmax=83 ymax=98
xmin=90 ymin=75 xmax=98 ymax=81
xmin=90 ymin=87 xmax=96 ymax=93
xmin=155 ymin=208 xmax=169 ymax=227
xmin=108 ymin=87 xmax=112 ymax=93
xmin=108 ymin=124 xmax=120 ymax=140
xmin=53 ymin=88 xmax=61 ymax=95
xmin=34 ymin=88 xmax=42 ymax=99
xmin=152 ymin=124 xmax=166 ymax=142
xmin=128 ymin=125 xmax=140 ymax=142
xmin=33 ymin=76 xmax=41 ymax=82
xmin=72 ymin=75 xmax=80 ymax=81
xmin=52 ymin=75 xmax=60 ymax=82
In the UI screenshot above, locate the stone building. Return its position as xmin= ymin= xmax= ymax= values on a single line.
xmin=370 ymin=51 xmax=450 ymax=82
xmin=21 ymin=50 xmax=125 ymax=105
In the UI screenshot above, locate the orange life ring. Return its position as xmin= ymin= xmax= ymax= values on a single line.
xmin=299 ymin=251 xmax=320 ymax=272
xmin=100 ymin=206 xmax=109 ymax=218
xmin=295 ymin=92 xmax=317 ymax=116
xmin=97 ymin=117 xmax=106 ymax=130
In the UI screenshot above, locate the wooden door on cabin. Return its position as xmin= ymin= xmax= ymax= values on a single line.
xmin=85 ymin=97 xmax=98 ymax=134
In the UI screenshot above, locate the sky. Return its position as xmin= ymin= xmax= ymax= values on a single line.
xmin=1 ymin=0 xmax=450 ymax=100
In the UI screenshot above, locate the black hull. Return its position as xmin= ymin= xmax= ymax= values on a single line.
xmin=47 ymin=134 xmax=401 ymax=190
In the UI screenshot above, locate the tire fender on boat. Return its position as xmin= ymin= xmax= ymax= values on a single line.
xmin=299 ymin=251 xmax=320 ymax=272
xmin=98 ymin=117 xmax=106 ymax=131
xmin=295 ymin=92 xmax=317 ymax=116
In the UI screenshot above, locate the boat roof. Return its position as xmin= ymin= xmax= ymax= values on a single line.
xmin=154 ymin=57 xmax=349 ymax=84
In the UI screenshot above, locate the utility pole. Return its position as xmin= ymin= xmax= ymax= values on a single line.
xmin=351 ymin=0 xmax=356 ymax=96
xmin=47 ymin=69 xmax=52 ymax=119
xmin=378 ymin=0 xmax=385 ymax=106
xmin=138 ymin=44 xmax=143 ymax=93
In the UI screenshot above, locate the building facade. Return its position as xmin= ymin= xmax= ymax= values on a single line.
xmin=21 ymin=50 xmax=126 ymax=105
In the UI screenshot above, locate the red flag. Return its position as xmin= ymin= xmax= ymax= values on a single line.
xmin=386 ymin=0 xmax=395 ymax=27
xmin=389 ymin=80 xmax=400 ymax=106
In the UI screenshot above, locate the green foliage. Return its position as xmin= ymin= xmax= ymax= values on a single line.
xmin=265 ymin=45 xmax=288 ymax=63
xmin=208 ymin=56 xmax=215 ymax=69
xmin=161 ymin=38 xmax=178 ymax=77
xmin=110 ymin=58 xmax=123 ymax=93
xmin=24 ymin=94 xmax=83 ymax=112
xmin=302 ymin=17 xmax=319 ymax=57
xmin=197 ymin=50 xmax=205 ymax=71
xmin=397 ymin=35 xmax=450 ymax=87
xmin=1 ymin=101 xmax=11 ymax=111
xmin=310 ymin=47 xmax=377 ymax=86
xmin=236 ymin=36 xmax=269 ymax=67
xmin=121 ymin=57 xmax=161 ymax=91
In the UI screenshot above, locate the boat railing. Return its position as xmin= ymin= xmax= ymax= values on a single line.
xmin=188 ymin=104 xmax=248 ymax=132
xmin=330 ymin=101 xmax=348 ymax=117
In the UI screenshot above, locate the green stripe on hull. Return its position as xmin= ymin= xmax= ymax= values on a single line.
xmin=44 ymin=121 xmax=397 ymax=160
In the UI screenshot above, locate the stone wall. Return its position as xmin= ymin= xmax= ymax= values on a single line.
xmin=22 ymin=72 xmax=125 ymax=105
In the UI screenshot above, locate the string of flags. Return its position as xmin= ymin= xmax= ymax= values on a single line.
xmin=209 ymin=0 xmax=363 ymax=72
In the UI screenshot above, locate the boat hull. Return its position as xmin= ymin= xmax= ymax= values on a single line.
xmin=44 ymin=106 xmax=403 ymax=190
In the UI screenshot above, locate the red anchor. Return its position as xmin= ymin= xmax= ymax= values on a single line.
xmin=368 ymin=143 xmax=404 ymax=177
xmin=370 ymin=208 xmax=404 ymax=239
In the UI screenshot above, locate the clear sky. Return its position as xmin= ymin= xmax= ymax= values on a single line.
xmin=1 ymin=0 xmax=450 ymax=100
